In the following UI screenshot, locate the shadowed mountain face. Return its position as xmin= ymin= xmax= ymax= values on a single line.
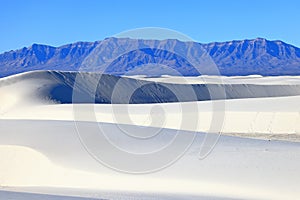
xmin=1 ymin=37 xmax=300 ymax=78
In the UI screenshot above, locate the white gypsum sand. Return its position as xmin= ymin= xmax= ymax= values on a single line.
xmin=0 ymin=71 xmax=300 ymax=199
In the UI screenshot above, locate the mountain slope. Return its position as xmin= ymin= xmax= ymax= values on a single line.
xmin=203 ymin=38 xmax=300 ymax=75
xmin=1 ymin=38 xmax=300 ymax=77
xmin=0 ymin=42 xmax=100 ymax=77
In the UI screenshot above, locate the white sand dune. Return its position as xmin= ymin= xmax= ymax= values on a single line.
xmin=129 ymin=74 xmax=300 ymax=85
xmin=1 ymin=71 xmax=300 ymax=139
xmin=0 ymin=71 xmax=300 ymax=199
xmin=1 ymin=96 xmax=300 ymax=140
xmin=0 ymin=120 xmax=300 ymax=199
xmin=1 ymin=121 xmax=300 ymax=200
xmin=2 ymin=71 xmax=300 ymax=105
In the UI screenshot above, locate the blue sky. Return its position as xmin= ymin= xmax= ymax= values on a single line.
xmin=0 ymin=0 xmax=299 ymax=53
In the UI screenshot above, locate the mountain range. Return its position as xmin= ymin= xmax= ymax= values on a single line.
xmin=1 ymin=37 xmax=300 ymax=78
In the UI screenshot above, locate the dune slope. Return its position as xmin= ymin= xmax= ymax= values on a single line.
xmin=2 ymin=71 xmax=300 ymax=104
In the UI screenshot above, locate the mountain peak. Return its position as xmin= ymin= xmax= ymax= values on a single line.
xmin=254 ymin=37 xmax=267 ymax=41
